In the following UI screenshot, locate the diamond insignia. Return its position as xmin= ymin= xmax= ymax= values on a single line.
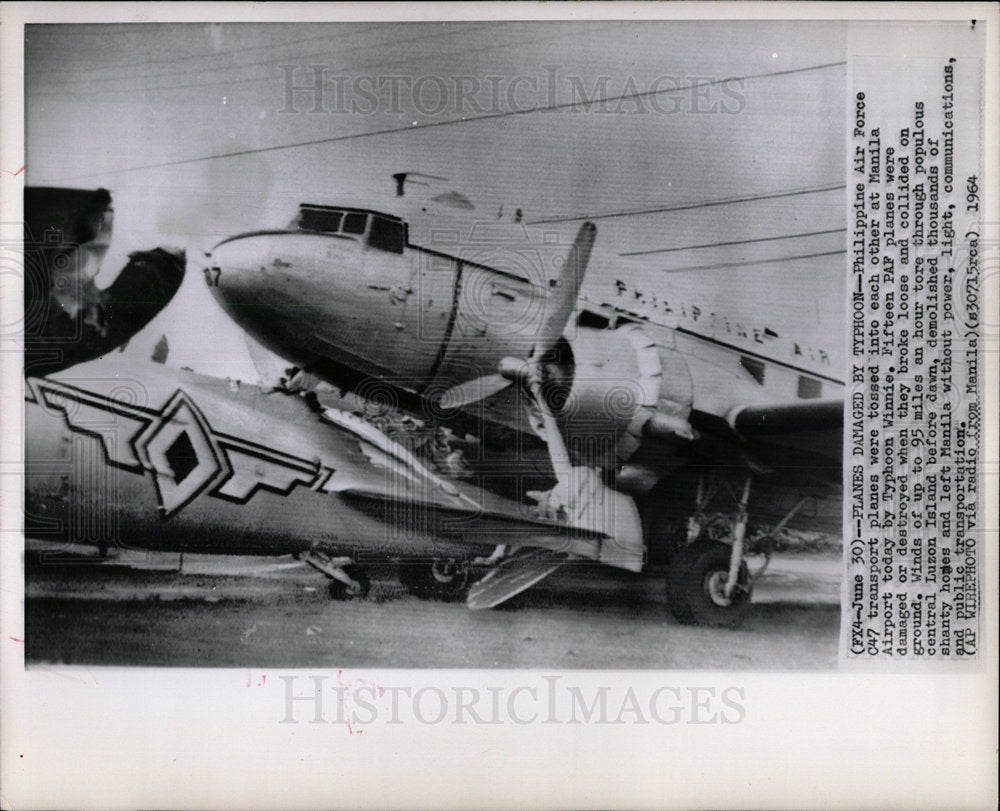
xmin=134 ymin=390 xmax=230 ymax=519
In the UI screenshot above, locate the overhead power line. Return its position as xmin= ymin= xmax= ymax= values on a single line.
xmin=29 ymin=24 xmax=495 ymax=94
xmin=27 ymin=26 xmax=390 ymax=78
xmin=530 ymin=184 xmax=847 ymax=226
xmin=621 ymin=227 xmax=846 ymax=257
xmin=659 ymin=249 xmax=846 ymax=275
xmin=60 ymin=60 xmax=846 ymax=181
xmin=36 ymin=22 xmax=639 ymax=100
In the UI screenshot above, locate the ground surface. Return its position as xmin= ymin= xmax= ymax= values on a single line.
xmin=23 ymin=543 xmax=842 ymax=669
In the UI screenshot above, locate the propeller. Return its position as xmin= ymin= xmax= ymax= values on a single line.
xmin=436 ymin=371 xmax=512 ymax=410
xmin=436 ymin=219 xmax=643 ymax=568
xmin=436 ymin=220 xmax=596 ymax=412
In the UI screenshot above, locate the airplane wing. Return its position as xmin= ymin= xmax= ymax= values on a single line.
xmin=728 ymin=398 xmax=843 ymax=435
xmin=724 ymin=397 xmax=843 ymax=485
xmin=315 ymin=404 xmax=628 ymax=565
xmin=29 ymin=356 xmax=620 ymax=565
xmin=202 ymin=352 xmax=637 ymax=568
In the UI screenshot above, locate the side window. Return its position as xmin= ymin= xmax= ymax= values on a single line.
xmin=299 ymin=208 xmax=342 ymax=233
xmin=797 ymin=376 xmax=822 ymax=399
xmin=368 ymin=216 xmax=405 ymax=254
xmin=740 ymin=356 xmax=766 ymax=385
xmin=342 ymin=212 xmax=368 ymax=235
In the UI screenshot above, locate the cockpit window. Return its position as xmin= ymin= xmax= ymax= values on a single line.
xmin=295 ymin=206 xmax=405 ymax=249
xmin=342 ymin=212 xmax=368 ymax=235
xmin=299 ymin=208 xmax=342 ymax=233
xmin=368 ymin=215 xmax=405 ymax=254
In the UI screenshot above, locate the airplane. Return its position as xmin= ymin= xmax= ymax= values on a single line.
xmin=23 ymin=183 xmax=842 ymax=628
xmin=25 ymin=353 xmax=642 ymax=602
xmin=196 ymin=178 xmax=844 ymax=626
xmin=19 ymin=187 xmax=672 ymax=616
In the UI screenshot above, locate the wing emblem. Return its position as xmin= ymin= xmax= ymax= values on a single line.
xmin=28 ymin=378 xmax=330 ymax=519
xmin=132 ymin=390 xmax=231 ymax=518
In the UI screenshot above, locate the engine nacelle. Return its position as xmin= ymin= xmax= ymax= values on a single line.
xmin=552 ymin=324 xmax=695 ymax=466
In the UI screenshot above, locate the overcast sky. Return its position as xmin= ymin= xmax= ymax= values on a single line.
xmin=26 ymin=21 xmax=847 ymax=380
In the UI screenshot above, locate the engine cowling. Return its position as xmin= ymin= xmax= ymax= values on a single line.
xmin=549 ymin=324 xmax=695 ymax=466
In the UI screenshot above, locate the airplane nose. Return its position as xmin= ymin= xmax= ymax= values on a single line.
xmin=204 ymin=236 xmax=272 ymax=308
xmin=203 ymin=234 xmax=311 ymax=357
xmin=204 ymin=228 xmax=370 ymax=379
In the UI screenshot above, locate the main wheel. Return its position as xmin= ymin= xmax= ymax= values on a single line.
xmin=328 ymin=565 xmax=371 ymax=600
xmin=399 ymin=559 xmax=471 ymax=601
xmin=667 ymin=541 xmax=752 ymax=628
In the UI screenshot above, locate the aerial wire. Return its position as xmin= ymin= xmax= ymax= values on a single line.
xmin=27 ymin=25 xmax=392 ymax=77
xmin=620 ymin=227 xmax=846 ymax=257
xmin=57 ymin=60 xmax=846 ymax=181
xmin=28 ymin=24 xmax=497 ymax=93
xmin=656 ymin=249 xmax=846 ymax=275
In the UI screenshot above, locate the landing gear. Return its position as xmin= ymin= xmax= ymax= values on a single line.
xmin=301 ymin=550 xmax=371 ymax=601
xmin=664 ymin=470 xmax=755 ymax=628
xmin=399 ymin=558 xmax=472 ymax=601
xmin=667 ymin=541 xmax=751 ymax=628
xmin=327 ymin=566 xmax=371 ymax=600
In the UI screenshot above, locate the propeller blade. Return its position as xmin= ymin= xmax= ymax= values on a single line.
xmin=525 ymin=370 xmax=572 ymax=471
xmin=431 ymin=223 xmax=595 ymax=409
xmin=531 ymin=220 xmax=596 ymax=358
xmin=436 ymin=373 xmax=511 ymax=409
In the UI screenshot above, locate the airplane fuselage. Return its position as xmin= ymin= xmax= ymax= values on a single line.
xmin=206 ymin=202 xmax=845 ymax=483
xmin=24 ymin=358 xmax=600 ymax=562
xmin=207 ymin=207 xmax=556 ymax=436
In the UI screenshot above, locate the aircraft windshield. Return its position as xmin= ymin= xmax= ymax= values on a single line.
xmin=368 ymin=215 xmax=405 ymax=254
xmin=342 ymin=212 xmax=368 ymax=234
xmin=295 ymin=205 xmax=406 ymax=254
xmin=298 ymin=207 xmax=343 ymax=233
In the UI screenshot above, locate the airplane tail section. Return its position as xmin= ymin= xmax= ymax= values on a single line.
xmin=24 ymin=187 xmax=186 ymax=377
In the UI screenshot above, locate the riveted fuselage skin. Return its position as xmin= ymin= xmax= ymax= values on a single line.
xmin=205 ymin=205 xmax=844 ymax=488
xmin=208 ymin=221 xmax=548 ymax=425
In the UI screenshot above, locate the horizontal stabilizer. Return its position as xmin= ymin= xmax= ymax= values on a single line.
xmin=467 ymin=549 xmax=568 ymax=610
xmin=24 ymin=187 xmax=185 ymax=377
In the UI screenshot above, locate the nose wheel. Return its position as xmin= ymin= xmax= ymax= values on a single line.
xmin=301 ymin=550 xmax=371 ymax=601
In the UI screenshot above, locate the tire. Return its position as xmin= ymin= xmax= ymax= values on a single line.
xmin=399 ymin=559 xmax=471 ymax=601
xmin=667 ymin=541 xmax=752 ymax=628
xmin=328 ymin=565 xmax=371 ymax=600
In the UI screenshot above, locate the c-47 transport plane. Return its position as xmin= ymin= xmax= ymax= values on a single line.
xmin=196 ymin=186 xmax=844 ymax=625
xmin=24 ymin=184 xmax=842 ymax=627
